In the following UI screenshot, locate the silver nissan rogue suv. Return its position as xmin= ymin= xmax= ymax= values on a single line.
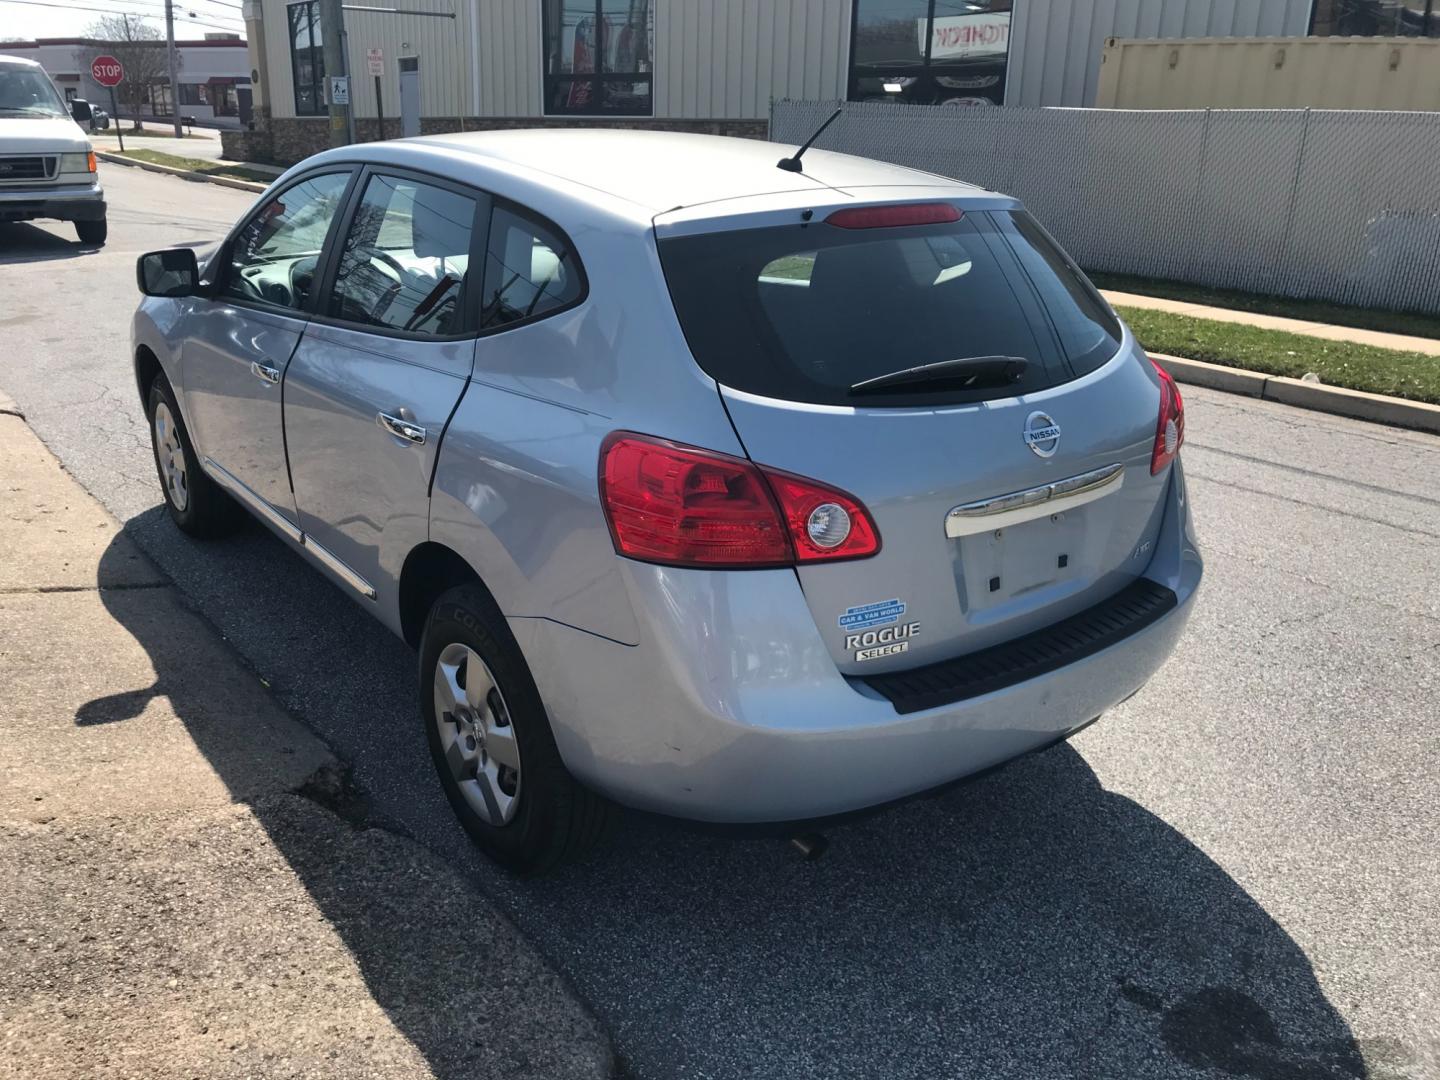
xmin=131 ymin=130 xmax=1201 ymax=873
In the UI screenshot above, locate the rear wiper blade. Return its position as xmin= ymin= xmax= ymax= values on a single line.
xmin=849 ymin=355 xmax=1029 ymax=395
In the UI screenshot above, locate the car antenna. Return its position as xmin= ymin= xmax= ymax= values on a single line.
xmin=777 ymin=108 xmax=843 ymax=174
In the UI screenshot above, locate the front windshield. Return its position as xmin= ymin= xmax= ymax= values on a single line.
xmin=0 ymin=66 xmax=69 ymax=118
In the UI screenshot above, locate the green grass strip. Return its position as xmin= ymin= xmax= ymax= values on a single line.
xmin=1117 ymin=306 xmax=1440 ymax=406
xmin=1092 ymin=271 xmax=1440 ymax=343
xmin=113 ymin=148 xmax=276 ymax=186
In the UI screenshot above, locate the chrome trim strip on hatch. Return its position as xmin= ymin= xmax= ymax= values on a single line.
xmin=945 ymin=463 xmax=1125 ymax=538
xmin=201 ymin=456 xmax=303 ymax=542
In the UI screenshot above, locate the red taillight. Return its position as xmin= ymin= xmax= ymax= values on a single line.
xmin=825 ymin=203 xmax=961 ymax=230
xmin=761 ymin=466 xmax=881 ymax=564
xmin=1149 ymin=358 xmax=1186 ymax=475
xmin=599 ymin=433 xmax=880 ymax=568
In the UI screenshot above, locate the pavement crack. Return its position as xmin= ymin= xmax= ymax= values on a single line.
xmin=0 ymin=582 xmax=170 ymax=595
xmin=1188 ymin=443 xmax=1440 ymax=509
xmin=1187 ymin=470 xmax=1440 ymax=541
xmin=1256 ymin=602 xmax=1345 ymax=640
xmin=1205 ymin=543 xmax=1440 ymax=626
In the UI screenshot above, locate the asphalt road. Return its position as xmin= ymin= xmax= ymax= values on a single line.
xmin=3 ymin=163 xmax=1437 ymax=1080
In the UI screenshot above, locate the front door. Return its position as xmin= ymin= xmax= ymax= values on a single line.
xmin=180 ymin=168 xmax=354 ymax=531
xmin=284 ymin=168 xmax=483 ymax=619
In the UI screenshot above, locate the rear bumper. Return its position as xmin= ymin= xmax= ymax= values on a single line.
xmin=511 ymin=461 xmax=1202 ymax=824
xmin=0 ymin=181 xmax=106 ymax=222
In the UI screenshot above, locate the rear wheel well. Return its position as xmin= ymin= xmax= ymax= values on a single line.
xmin=134 ymin=345 xmax=163 ymax=408
xmin=398 ymin=543 xmax=489 ymax=649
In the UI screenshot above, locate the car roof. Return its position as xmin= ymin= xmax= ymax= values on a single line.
xmin=0 ymin=55 xmax=45 ymax=69
xmin=412 ymin=128 xmax=990 ymax=214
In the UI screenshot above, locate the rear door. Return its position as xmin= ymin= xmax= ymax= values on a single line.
xmin=658 ymin=200 xmax=1170 ymax=675
xmin=283 ymin=167 xmax=485 ymax=613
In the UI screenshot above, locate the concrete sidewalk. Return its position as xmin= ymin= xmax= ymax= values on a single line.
xmin=0 ymin=402 xmax=613 ymax=1079
xmin=1101 ymin=289 xmax=1440 ymax=357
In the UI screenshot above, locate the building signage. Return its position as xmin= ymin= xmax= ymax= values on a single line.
xmin=921 ymin=13 xmax=1011 ymax=61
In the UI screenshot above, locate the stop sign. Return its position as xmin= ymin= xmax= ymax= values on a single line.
xmin=91 ymin=55 xmax=124 ymax=88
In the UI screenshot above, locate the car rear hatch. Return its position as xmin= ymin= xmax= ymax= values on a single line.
xmin=655 ymin=194 xmax=1175 ymax=679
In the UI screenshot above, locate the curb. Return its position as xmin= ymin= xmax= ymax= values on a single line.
xmin=95 ymin=150 xmax=269 ymax=193
xmin=1151 ymin=353 xmax=1440 ymax=436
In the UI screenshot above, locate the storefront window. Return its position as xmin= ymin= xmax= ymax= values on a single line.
xmin=146 ymin=81 xmax=173 ymax=117
xmin=850 ymin=0 xmax=1013 ymax=107
xmin=542 ymin=0 xmax=653 ymax=116
xmin=1314 ymin=0 xmax=1438 ymax=36
xmin=288 ymin=0 xmax=326 ymax=116
xmin=213 ymin=84 xmax=240 ymax=116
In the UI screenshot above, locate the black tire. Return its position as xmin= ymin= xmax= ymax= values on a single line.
xmin=146 ymin=378 xmax=243 ymax=538
xmin=419 ymin=583 xmax=609 ymax=875
xmin=75 ymin=218 xmax=107 ymax=246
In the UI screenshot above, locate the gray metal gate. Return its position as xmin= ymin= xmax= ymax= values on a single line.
xmin=771 ymin=100 xmax=1440 ymax=315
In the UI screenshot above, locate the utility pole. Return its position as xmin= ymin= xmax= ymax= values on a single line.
xmin=121 ymin=13 xmax=133 ymax=129
xmin=320 ymin=0 xmax=350 ymax=146
xmin=163 ymin=0 xmax=182 ymax=138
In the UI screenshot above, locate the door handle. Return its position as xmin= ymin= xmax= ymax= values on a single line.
xmin=377 ymin=411 xmax=427 ymax=445
xmin=250 ymin=360 xmax=280 ymax=385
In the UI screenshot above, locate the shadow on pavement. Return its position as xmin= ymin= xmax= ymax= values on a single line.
xmin=92 ymin=510 xmax=1369 ymax=1080
xmin=0 ymin=221 xmax=101 ymax=262
xmin=80 ymin=525 xmax=611 ymax=1080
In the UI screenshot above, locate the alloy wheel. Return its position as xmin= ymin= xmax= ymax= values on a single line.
xmin=433 ymin=642 xmax=523 ymax=825
xmin=152 ymin=401 xmax=189 ymax=512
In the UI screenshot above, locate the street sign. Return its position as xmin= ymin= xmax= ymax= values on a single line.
xmin=366 ymin=48 xmax=384 ymax=77
xmin=90 ymin=55 xmax=124 ymax=88
xmin=328 ymin=75 xmax=350 ymax=106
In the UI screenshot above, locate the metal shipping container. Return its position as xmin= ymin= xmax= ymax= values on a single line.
xmin=1096 ymin=36 xmax=1440 ymax=111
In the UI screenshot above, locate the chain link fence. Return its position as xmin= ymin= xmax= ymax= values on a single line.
xmin=772 ymin=100 xmax=1440 ymax=316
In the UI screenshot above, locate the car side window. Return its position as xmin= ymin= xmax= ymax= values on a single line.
xmin=328 ymin=173 xmax=477 ymax=336
xmin=222 ymin=171 xmax=350 ymax=312
xmin=479 ymin=205 xmax=583 ymax=329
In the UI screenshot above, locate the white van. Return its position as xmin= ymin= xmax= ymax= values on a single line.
xmin=0 ymin=55 xmax=106 ymax=245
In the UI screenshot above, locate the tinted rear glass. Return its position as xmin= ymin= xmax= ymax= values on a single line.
xmin=658 ymin=209 xmax=1122 ymax=407
xmin=1001 ymin=211 xmax=1122 ymax=377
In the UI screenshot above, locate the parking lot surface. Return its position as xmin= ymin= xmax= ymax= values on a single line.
xmin=2 ymin=163 xmax=1437 ymax=1079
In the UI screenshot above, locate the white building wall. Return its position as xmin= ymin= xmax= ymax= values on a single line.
xmin=1005 ymin=0 xmax=1315 ymax=107
xmin=255 ymin=0 xmax=1322 ymax=124
xmin=341 ymin=2 xmax=476 ymax=120
xmin=475 ymin=0 xmax=543 ymax=116
xmin=265 ymin=0 xmax=476 ymax=120
xmin=262 ymin=0 xmax=846 ymax=121
xmin=174 ymin=44 xmax=249 ymax=80
xmin=262 ymin=7 xmax=297 ymax=118
xmin=654 ymin=0 xmax=850 ymax=118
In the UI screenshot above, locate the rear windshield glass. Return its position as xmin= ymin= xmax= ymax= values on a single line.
xmin=657 ymin=209 xmax=1122 ymax=407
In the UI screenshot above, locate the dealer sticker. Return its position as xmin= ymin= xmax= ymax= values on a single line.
xmin=839 ymin=598 xmax=906 ymax=631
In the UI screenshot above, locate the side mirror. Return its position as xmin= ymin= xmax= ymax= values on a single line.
xmin=137 ymin=248 xmax=200 ymax=298
xmin=70 ymin=99 xmax=93 ymax=123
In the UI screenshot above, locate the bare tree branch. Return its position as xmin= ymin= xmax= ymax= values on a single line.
xmin=83 ymin=16 xmax=180 ymax=130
